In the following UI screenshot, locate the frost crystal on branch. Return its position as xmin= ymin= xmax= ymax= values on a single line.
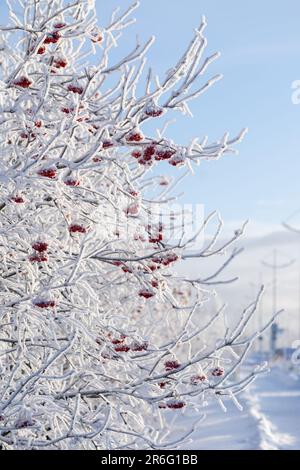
xmin=0 ymin=0 xmax=278 ymax=450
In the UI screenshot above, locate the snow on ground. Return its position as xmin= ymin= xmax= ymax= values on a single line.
xmin=178 ymin=365 xmax=300 ymax=450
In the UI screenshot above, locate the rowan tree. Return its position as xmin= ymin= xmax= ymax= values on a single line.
xmin=0 ymin=0 xmax=279 ymax=449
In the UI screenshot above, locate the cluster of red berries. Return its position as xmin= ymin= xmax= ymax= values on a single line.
xmin=38 ymin=168 xmax=57 ymax=179
xmin=16 ymin=419 xmax=36 ymax=429
xmin=151 ymin=279 xmax=159 ymax=289
xmin=148 ymin=222 xmax=164 ymax=244
xmin=69 ymin=224 xmax=87 ymax=234
xmin=64 ymin=178 xmax=80 ymax=187
xmin=158 ymin=381 xmax=167 ymax=389
xmin=114 ymin=343 xmax=149 ymax=353
xmin=165 ymin=360 xmax=181 ymax=371
xmin=20 ymin=131 xmax=36 ymax=140
xmin=67 ymin=84 xmax=84 ymax=95
xmin=145 ymin=108 xmax=163 ymax=118
xmin=54 ymin=58 xmax=68 ymax=69
xmin=102 ymin=140 xmax=114 ymax=149
xmin=128 ymin=189 xmax=139 ymax=198
xmin=33 ymin=25 xmax=64 ymax=56
xmin=53 ymin=22 xmax=66 ymax=29
xmin=112 ymin=261 xmax=133 ymax=274
xmin=11 ymin=195 xmax=25 ymax=204
xmin=190 ymin=374 xmax=208 ymax=385
xmin=114 ymin=345 xmax=130 ymax=353
xmin=29 ymin=254 xmax=48 ymax=263
xmin=159 ymin=401 xmax=186 ymax=410
xmin=44 ymin=31 xmax=61 ymax=45
xmin=151 ymin=252 xmax=179 ymax=269
xmin=37 ymin=45 xmax=46 ymax=55
xmin=13 ymin=76 xmax=32 ymax=88
xmin=131 ymin=341 xmax=148 ymax=352
xmin=33 ymin=299 xmax=56 ymax=309
xmin=32 ymin=241 xmax=48 ymax=252
xmin=211 ymin=367 xmax=225 ymax=377
xmin=131 ymin=144 xmax=177 ymax=166
xmin=126 ymin=131 xmax=144 ymax=143
xmin=29 ymin=241 xmax=49 ymax=263
xmin=138 ymin=289 xmax=155 ymax=299
xmin=61 ymin=107 xmax=74 ymax=114
xmin=108 ymin=334 xmax=148 ymax=353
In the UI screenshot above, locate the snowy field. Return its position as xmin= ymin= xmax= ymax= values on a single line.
xmin=178 ymin=364 xmax=300 ymax=451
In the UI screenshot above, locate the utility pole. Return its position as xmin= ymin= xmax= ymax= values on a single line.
xmin=249 ymin=272 xmax=265 ymax=356
xmin=262 ymin=249 xmax=294 ymax=357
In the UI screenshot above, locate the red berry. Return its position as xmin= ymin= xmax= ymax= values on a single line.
xmin=126 ymin=131 xmax=143 ymax=143
xmin=53 ymin=22 xmax=66 ymax=29
xmin=149 ymin=233 xmax=163 ymax=244
xmin=155 ymin=149 xmax=176 ymax=161
xmin=64 ymin=179 xmax=80 ymax=187
xmin=147 ymin=263 xmax=159 ymax=272
xmin=34 ymin=299 xmax=56 ymax=309
xmin=158 ymin=382 xmax=167 ymax=389
xmin=11 ymin=196 xmax=25 ymax=204
xmin=162 ymin=253 xmax=179 ymax=266
xmin=129 ymin=190 xmax=139 ymax=197
xmin=29 ymin=254 xmax=48 ymax=263
xmin=54 ymin=58 xmax=68 ymax=69
xmin=91 ymin=33 xmax=103 ymax=43
xmin=122 ymin=266 xmax=133 ymax=274
xmin=211 ymin=367 xmax=225 ymax=377
xmin=169 ymin=156 xmax=185 ymax=167
xmin=131 ymin=150 xmax=142 ymax=159
xmin=102 ymin=140 xmax=114 ymax=149
xmin=69 ymin=224 xmax=87 ymax=234
xmin=143 ymin=145 xmax=156 ymax=160
xmin=111 ymin=337 xmax=125 ymax=345
xmin=32 ymin=242 xmax=48 ymax=253
xmin=37 ymin=46 xmax=46 ymax=55
xmin=151 ymin=280 xmax=159 ymax=288
xmin=190 ymin=374 xmax=207 ymax=385
xmin=131 ymin=341 xmax=148 ymax=352
xmin=114 ymin=345 xmax=130 ymax=353
xmin=145 ymin=108 xmax=163 ymax=118
xmin=159 ymin=178 xmax=169 ymax=186
xmin=38 ymin=168 xmax=57 ymax=179
xmin=167 ymin=401 xmax=186 ymax=410
xmin=14 ymin=77 xmax=32 ymax=88
xmin=165 ymin=360 xmax=181 ymax=371
xmin=35 ymin=120 xmax=42 ymax=128
xmin=112 ymin=261 xmax=122 ymax=267
xmin=61 ymin=107 xmax=73 ymax=114
xmin=138 ymin=289 xmax=155 ymax=299
xmin=67 ymin=84 xmax=83 ymax=95
xmin=44 ymin=31 xmax=61 ymax=44
xmin=145 ymin=102 xmax=163 ymax=117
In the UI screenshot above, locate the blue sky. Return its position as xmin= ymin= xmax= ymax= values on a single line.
xmin=98 ymin=0 xmax=300 ymax=229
